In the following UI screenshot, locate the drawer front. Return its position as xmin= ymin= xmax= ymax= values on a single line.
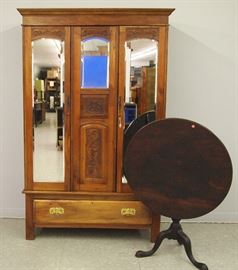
xmin=34 ymin=200 xmax=152 ymax=226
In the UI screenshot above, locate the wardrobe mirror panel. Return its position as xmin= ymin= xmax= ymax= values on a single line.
xmin=124 ymin=38 xmax=157 ymax=128
xmin=122 ymin=38 xmax=158 ymax=184
xmin=32 ymin=38 xmax=65 ymax=182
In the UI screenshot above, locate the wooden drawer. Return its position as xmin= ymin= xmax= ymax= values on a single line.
xmin=34 ymin=200 xmax=152 ymax=227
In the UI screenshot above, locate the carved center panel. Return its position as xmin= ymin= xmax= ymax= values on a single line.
xmin=81 ymin=95 xmax=108 ymax=118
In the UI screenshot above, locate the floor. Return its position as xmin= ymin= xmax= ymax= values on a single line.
xmin=0 ymin=219 xmax=237 ymax=270
xmin=33 ymin=112 xmax=64 ymax=182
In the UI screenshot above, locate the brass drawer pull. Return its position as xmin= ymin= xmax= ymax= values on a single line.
xmin=121 ymin=208 xmax=136 ymax=216
xmin=49 ymin=207 xmax=64 ymax=215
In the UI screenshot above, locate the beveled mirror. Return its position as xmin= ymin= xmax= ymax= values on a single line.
xmin=32 ymin=38 xmax=65 ymax=182
xmin=124 ymin=38 xmax=157 ymax=127
xmin=122 ymin=38 xmax=158 ymax=184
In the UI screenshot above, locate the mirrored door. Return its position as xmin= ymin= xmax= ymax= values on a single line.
xmin=32 ymin=38 xmax=65 ymax=182
xmin=23 ymin=27 xmax=70 ymax=190
xmin=117 ymin=27 xmax=162 ymax=192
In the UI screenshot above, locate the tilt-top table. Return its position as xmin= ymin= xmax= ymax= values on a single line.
xmin=124 ymin=118 xmax=232 ymax=270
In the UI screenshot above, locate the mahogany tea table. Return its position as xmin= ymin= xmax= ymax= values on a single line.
xmin=124 ymin=118 xmax=232 ymax=270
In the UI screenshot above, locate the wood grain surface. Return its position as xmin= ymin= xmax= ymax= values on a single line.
xmin=124 ymin=118 xmax=232 ymax=219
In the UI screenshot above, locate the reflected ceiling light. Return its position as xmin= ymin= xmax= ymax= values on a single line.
xmin=131 ymin=47 xmax=157 ymax=61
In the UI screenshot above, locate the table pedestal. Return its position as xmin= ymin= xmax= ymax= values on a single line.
xmin=124 ymin=119 xmax=232 ymax=270
xmin=136 ymin=219 xmax=208 ymax=270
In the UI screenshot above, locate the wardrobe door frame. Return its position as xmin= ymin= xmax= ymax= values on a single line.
xmin=71 ymin=26 xmax=118 ymax=192
xmin=117 ymin=26 xmax=169 ymax=193
xmin=23 ymin=26 xmax=71 ymax=191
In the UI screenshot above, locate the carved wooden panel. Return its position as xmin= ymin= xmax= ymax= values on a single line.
xmin=32 ymin=27 xmax=65 ymax=41
xmin=125 ymin=27 xmax=159 ymax=41
xmin=85 ymin=128 xmax=103 ymax=179
xmin=81 ymin=27 xmax=110 ymax=41
xmin=80 ymin=95 xmax=108 ymax=118
xmin=80 ymin=124 xmax=108 ymax=183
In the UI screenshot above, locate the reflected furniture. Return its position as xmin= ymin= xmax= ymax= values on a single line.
xmin=124 ymin=118 xmax=233 ymax=269
xmin=137 ymin=66 xmax=156 ymax=114
xmin=33 ymin=102 xmax=45 ymax=127
xmin=56 ymin=107 xmax=63 ymax=150
xmin=18 ymin=8 xmax=175 ymax=241
xmin=45 ymin=77 xmax=60 ymax=112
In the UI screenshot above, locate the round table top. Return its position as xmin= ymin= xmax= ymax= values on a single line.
xmin=124 ymin=118 xmax=232 ymax=219
xmin=124 ymin=110 xmax=155 ymax=155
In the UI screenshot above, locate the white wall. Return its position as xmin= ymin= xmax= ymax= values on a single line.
xmin=0 ymin=0 xmax=237 ymax=222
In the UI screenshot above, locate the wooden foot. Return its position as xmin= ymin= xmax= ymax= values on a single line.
xmin=25 ymin=195 xmax=35 ymax=240
xmin=150 ymin=214 xmax=161 ymax=242
xmin=26 ymin=226 xmax=35 ymax=240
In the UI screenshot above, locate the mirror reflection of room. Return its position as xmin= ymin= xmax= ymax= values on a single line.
xmin=124 ymin=38 xmax=157 ymax=129
xmin=32 ymin=38 xmax=65 ymax=182
xmin=122 ymin=39 xmax=158 ymax=184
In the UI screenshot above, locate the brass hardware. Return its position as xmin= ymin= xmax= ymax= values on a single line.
xmin=49 ymin=207 xmax=64 ymax=215
xmin=118 ymin=116 xmax=122 ymax=128
xmin=121 ymin=208 xmax=136 ymax=216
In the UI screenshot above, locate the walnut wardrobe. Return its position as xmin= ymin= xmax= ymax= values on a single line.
xmin=18 ymin=8 xmax=175 ymax=241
